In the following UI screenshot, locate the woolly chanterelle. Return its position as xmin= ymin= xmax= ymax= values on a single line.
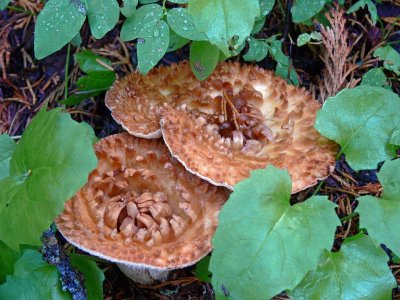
xmin=56 ymin=133 xmax=228 ymax=284
xmin=106 ymin=62 xmax=337 ymax=193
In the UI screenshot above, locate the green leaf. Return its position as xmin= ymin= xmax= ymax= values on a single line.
xmin=361 ymin=68 xmax=387 ymax=87
xmin=137 ymin=20 xmax=169 ymax=74
xmin=121 ymin=0 xmax=138 ymax=18
xmin=251 ymin=15 xmax=266 ymax=34
xmin=0 ymin=0 xmax=11 ymax=10
xmin=139 ymin=0 xmax=158 ymax=3
xmin=87 ymin=0 xmax=119 ymax=39
xmin=315 ymin=85 xmax=400 ymax=170
xmin=195 ymin=256 xmax=211 ymax=283
xmin=0 ymin=108 xmax=98 ymax=250
xmin=209 ymin=166 xmax=340 ymax=300
xmin=259 ymin=0 xmax=275 ymax=16
xmin=356 ymin=159 xmax=400 ymax=256
xmin=70 ymin=254 xmax=105 ymax=300
xmin=61 ymin=71 xmax=116 ymax=105
xmin=290 ymin=234 xmax=397 ymax=299
xmin=276 ymin=62 xmax=299 ymax=86
xmin=167 ymin=29 xmax=189 ymax=52
xmin=167 ymin=7 xmax=207 ymax=41
xmin=34 ymin=0 xmax=86 ymax=59
xmin=188 ymin=0 xmax=260 ymax=55
xmin=296 ymin=31 xmax=321 ymax=47
xmin=347 ymin=0 xmax=378 ymax=24
xmin=291 ymin=0 xmax=330 ymax=23
xmin=189 ymin=41 xmax=220 ymax=80
xmin=373 ymin=45 xmax=400 ymax=76
xmin=268 ymin=39 xmax=289 ymax=65
xmin=0 ymin=135 xmax=16 ymax=180
xmin=168 ymin=0 xmax=189 ymax=3
xmin=269 ymin=40 xmax=299 ymax=85
xmin=120 ymin=4 xmax=163 ymax=41
xmin=70 ymin=33 xmax=82 ymax=47
xmin=0 ymin=240 xmax=18 ymax=284
xmin=243 ymin=38 xmax=269 ymax=62
xmin=74 ymin=50 xmax=113 ymax=73
xmin=0 ymin=249 xmax=71 ymax=299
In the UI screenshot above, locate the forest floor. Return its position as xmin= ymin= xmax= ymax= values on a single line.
xmin=1 ymin=0 xmax=400 ymax=299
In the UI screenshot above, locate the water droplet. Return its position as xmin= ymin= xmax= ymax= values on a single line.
xmin=183 ymin=20 xmax=188 ymax=24
xmin=73 ymin=1 xmax=87 ymax=15
xmin=154 ymin=30 xmax=159 ymax=37
xmin=138 ymin=38 xmax=145 ymax=44
xmin=182 ymin=26 xmax=188 ymax=31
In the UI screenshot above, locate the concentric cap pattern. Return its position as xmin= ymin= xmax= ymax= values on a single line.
xmin=56 ymin=133 xmax=228 ymax=269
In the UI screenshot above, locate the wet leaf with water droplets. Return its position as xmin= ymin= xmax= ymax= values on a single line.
xmin=121 ymin=0 xmax=138 ymax=18
xmin=361 ymin=68 xmax=387 ymax=87
xmin=259 ymin=0 xmax=275 ymax=16
xmin=121 ymin=4 xmax=163 ymax=41
xmin=291 ymin=0 xmax=329 ymax=23
xmin=34 ymin=0 xmax=86 ymax=59
xmin=167 ymin=0 xmax=189 ymax=3
xmin=188 ymin=0 xmax=260 ymax=55
xmin=167 ymin=7 xmax=207 ymax=41
xmin=137 ymin=20 xmax=169 ymax=74
xmin=87 ymin=0 xmax=120 ymax=39
xmin=243 ymin=37 xmax=269 ymax=61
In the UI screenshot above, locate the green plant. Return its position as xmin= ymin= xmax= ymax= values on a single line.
xmin=61 ymin=50 xmax=116 ymax=105
xmin=315 ymin=85 xmax=400 ymax=170
xmin=2 ymin=0 xmax=400 ymax=298
xmin=33 ymin=0 xmax=334 ymax=80
xmin=210 ymin=166 xmax=340 ymax=299
xmin=0 ymin=108 xmax=103 ymax=298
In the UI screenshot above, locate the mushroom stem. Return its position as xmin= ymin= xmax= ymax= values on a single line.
xmin=117 ymin=263 xmax=171 ymax=285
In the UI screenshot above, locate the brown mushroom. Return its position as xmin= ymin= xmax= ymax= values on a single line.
xmin=160 ymin=63 xmax=337 ymax=192
xmin=105 ymin=61 xmax=337 ymax=193
xmin=56 ymin=133 xmax=228 ymax=284
xmin=104 ymin=61 xmax=221 ymax=138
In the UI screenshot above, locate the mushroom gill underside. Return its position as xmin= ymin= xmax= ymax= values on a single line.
xmin=56 ymin=133 xmax=228 ymax=270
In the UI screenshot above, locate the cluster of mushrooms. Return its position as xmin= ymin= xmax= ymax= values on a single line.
xmin=56 ymin=61 xmax=337 ymax=284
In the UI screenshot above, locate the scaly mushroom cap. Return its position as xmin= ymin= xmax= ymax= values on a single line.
xmin=104 ymin=61 xmax=222 ymax=138
xmin=159 ymin=63 xmax=338 ymax=193
xmin=56 ymin=133 xmax=228 ymax=270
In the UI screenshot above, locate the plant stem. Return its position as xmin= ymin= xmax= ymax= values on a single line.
xmin=340 ymin=212 xmax=359 ymax=222
xmin=64 ymin=43 xmax=71 ymax=103
xmin=312 ymin=180 xmax=324 ymax=196
xmin=6 ymin=5 xmax=36 ymax=15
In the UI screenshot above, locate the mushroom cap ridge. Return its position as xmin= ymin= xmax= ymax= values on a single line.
xmin=159 ymin=63 xmax=337 ymax=193
xmin=56 ymin=133 xmax=228 ymax=270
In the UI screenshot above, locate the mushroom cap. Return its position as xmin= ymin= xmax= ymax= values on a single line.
xmin=159 ymin=63 xmax=338 ymax=193
xmin=104 ymin=61 xmax=221 ymax=138
xmin=56 ymin=133 xmax=228 ymax=270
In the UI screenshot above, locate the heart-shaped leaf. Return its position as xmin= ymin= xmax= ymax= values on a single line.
xmin=315 ymin=85 xmax=400 ymax=170
xmin=210 ymin=165 xmax=340 ymax=300
xmin=356 ymin=159 xmax=400 ymax=256
xmin=290 ymin=234 xmax=396 ymax=299
xmin=0 ymin=108 xmax=97 ymax=250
